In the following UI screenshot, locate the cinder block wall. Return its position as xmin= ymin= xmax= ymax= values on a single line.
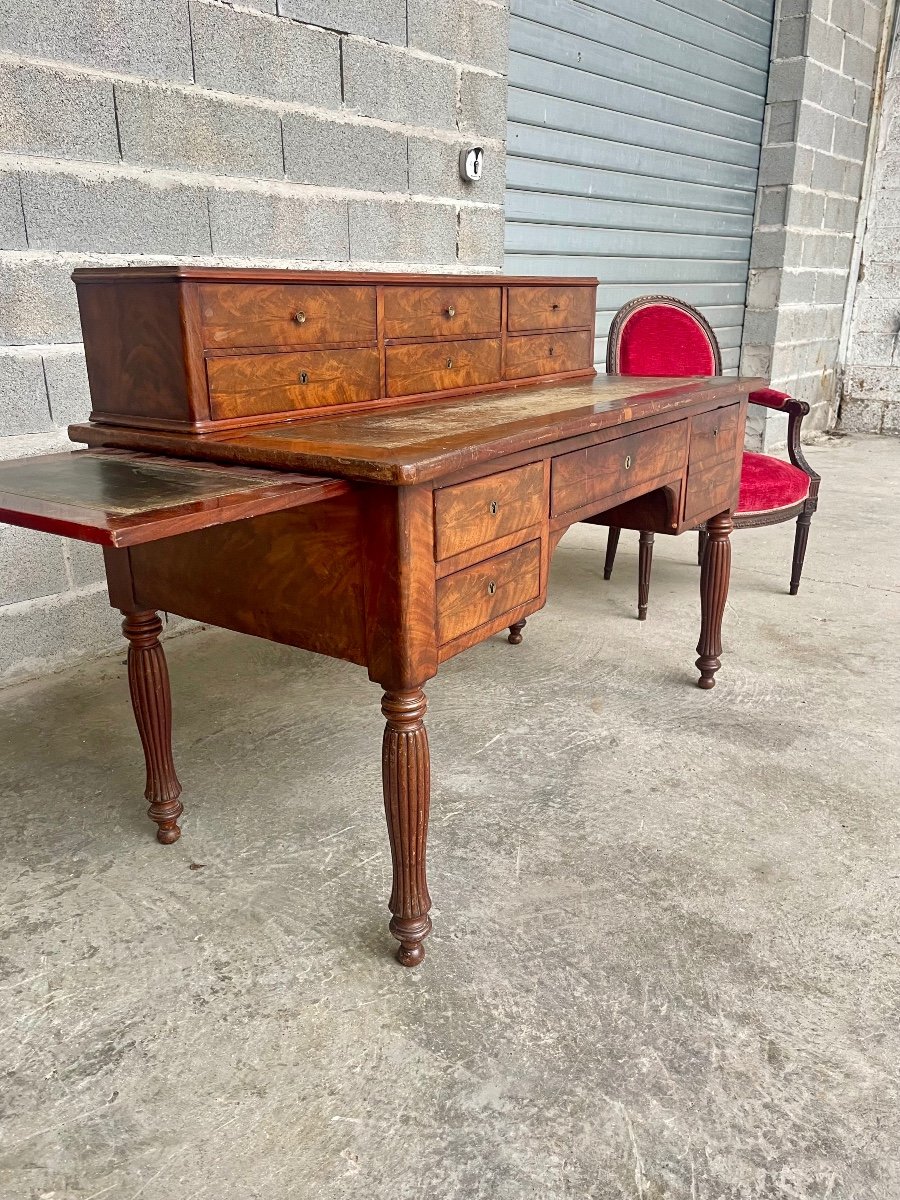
xmin=740 ymin=0 xmax=886 ymax=449
xmin=842 ymin=33 xmax=900 ymax=435
xmin=0 ymin=0 xmax=510 ymax=685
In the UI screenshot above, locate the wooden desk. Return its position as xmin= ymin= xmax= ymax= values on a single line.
xmin=0 ymin=268 xmax=762 ymax=967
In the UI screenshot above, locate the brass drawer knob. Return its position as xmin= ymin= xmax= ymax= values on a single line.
xmin=445 ymin=305 xmax=456 ymax=318
xmin=624 ymin=454 xmax=633 ymax=470
xmin=446 ymin=357 xmax=454 ymax=369
xmin=299 ymin=371 xmax=309 ymax=384
xmin=487 ymin=581 xmax=497 ymax=595
xmin=293 ymin=310 xmax=307 ymax=324
xmin=489 ymin=500 xmax=499 ymax=515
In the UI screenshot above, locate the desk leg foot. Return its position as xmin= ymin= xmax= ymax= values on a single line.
xmin=382 ymin=689 xmax=432 ymax=967
xmin=638 ymin=531 xmax=654 ymax=620
xmin=122 ymin=610 xmax=183 ymax=844
xmin=508 ymin=619 xmax=527 ymax=645
xmin=695 ymin=512 xmax=732 ymax=690
xmin=603 ymin=527 xmax=621 ymax=580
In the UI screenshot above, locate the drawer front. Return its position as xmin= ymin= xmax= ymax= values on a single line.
xmin=199 ymin=284 xmax=377 ymax=349
xmin=207 ymin=347 xmax=381 ymax=420
xmin=690 ymin=403 xmax=741 ymax=464
xmin=384 ymin=285 xmax=501 ymax=340
xmin=386 ymin=337 xmax=501 ymax=398
xmin=434 ymin=462 xmax=545 ymax=560
xmin=504 ymin=329 xmax=594 ymax=380
xmin=507 ymin=285 xmax=595 ymax=333
xmin=683 ymin=455 xmax=739 ymax=525
xmin=437 ymin=540 xmax=541 ymax=644
xmin=551 ymin=422 xmax=688 ymax=517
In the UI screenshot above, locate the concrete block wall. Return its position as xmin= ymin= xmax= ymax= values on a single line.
xmin=0 ymin=0 xmax=510 ymax=685
xmin=841 ymin=30 xmax=900 ymax=434
xmin=740 ymin=0 xmax=886 ymax=449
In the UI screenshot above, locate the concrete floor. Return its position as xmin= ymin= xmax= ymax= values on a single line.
xmin=1 ymin=434 xmax=898 ymax=1199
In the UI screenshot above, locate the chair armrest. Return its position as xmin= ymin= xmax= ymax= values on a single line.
xmin=749 ymin=388 xmax=819 ymax=484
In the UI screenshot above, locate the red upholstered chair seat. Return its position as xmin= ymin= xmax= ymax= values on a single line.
xmin=737 ymin=452 xmax=810 ymax=514
xmin=615 ymin=304 xmax=718 ymax=376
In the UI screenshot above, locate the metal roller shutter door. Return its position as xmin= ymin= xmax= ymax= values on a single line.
xmin=504 ymin=0 xmax=774 ymax=371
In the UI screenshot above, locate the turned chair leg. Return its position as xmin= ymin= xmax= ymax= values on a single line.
xmin=507 ymin=619 xmax=527 ymax=645
xmin=637 ymin=531 xmax=654 ymax=620
xmin=695 ymin=511 xmax=733 ymax=690
xmin=697 ymin=528 xmax=708 ymax=566
xmin=603 ymin=527 xmax=621 ymax=580
xmin=381 ymin=688 xmax=432 ymax=967
xmin=121 ymin=610 xmax=183 ymax=844
xmin=790 ymin=506 xmax=815 ymax=595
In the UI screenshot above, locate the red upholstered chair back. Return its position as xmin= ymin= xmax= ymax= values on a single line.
xmin=606 ymin=295 xmax=722 ymax=378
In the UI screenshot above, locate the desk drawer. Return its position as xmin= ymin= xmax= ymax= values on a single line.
xmin=437 ymin=540 xmax=541 ymax=644
xmin=690 ymin=403 xmax=741 ymax=464
xmin=384 ymin=285 xmax=501 ymax=340
xmin=434 ymin=462 xmax=545 ymax=560
xmin=551 ymin=422 xmax=688 ymax=516
xmin=207 ymin=347 xmax=381 ymax=420
xmin=200 ymin=283 xmax=377 ymax=349
xmin=507 ymin=285 xmax=595 ymax=332
xmin=683 ymin=455 xmax=740 ymax=525
xmin=504 ymin=329 xmax=593 ymax=380
xmin=386 ymin=338 xmax=501 ymax=398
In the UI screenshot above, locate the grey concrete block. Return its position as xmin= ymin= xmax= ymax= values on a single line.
xmin=283 ymin=116 xmax=407 ymax=192
xmin=833 ymin=232 xmax=854 ymax=269
xmin=0 ymin=171 xmax=24 ymax=250
xmin=854 ymin=82 xmax=874 ymax=123
xmin=209 ymin=188 xmax=349 ymax=260
xmin=882 ymin=400 xmax=900 ymax=435
xmin=829 ymin=0 xmax=857 ymax=34
xmin=0 ymin=260 xmax=81 ymax=346
xmin=767 ymin=57 xmax=805 ymax=103
xmin=457 ymin=205 xmax=504 ymax=266
xmin=20 ymin=169 xmax=211 ymax=256
xmin=0 ymin=350 xmax=52 ymax=435
xmin=811 ymin=151 xmax=846 ymax=192
xmin=43 ymin=349 xmax=93 ymax=427
xmin=842 ymin=36 xmax=877 ymax=83
xmin=757 ymin=144 xmax=798 ymax=186
xmin=0 ymin=586 xmax=120 ymax=685
xmin=742 ymin=309 xmax=779 ymax=344
xmin=115 ymin=82 xmax=283 ymax=180
xmin=349 ymin=199 xmax=457 ymax=264
xmin=459 ymin=70 xmax=507 ymax=140
xmin=806 ymin=17 xmax=845 ymax=70
xmin=844 ymin=159 xmax=864 ymax=197
xmin=787 ymin=187 xmax=826 ymax=229
xmin=767 ymin=101 xmax=798 ymax=144
xmin=775 ymin=15 xmax=807 ymax=59
xmin=844 ymin=364 xmax=897 ymax=398
xmin=855 ymin=261 xmax=900 ymax=299
xmin=0 ymin=0 xmax=192 ymax=83
xmin=815 ymin=68 xmax=859 ymax=119
xmin=749 ymin=229 xmax=787 ymax=268
xmin=862 ymin=3 xmax=882 ymax=49
xmin=832 ymin=117 xmax=867 ymax=162
xmin=343 ymin=41 xmax=458 ymax=130
xmin=796 ymin=103 xmax=835 ymax=152
xmin=409 ymin=137 xmax=505 ymax=205
xmin=67 ymin=541 xmax=105 ymax=588
xmin=825 ymin=194 xmax=859 ymax=232
xmin=276 ymin=0 xmax=406 ymax=44
xmin=0 ymin=524 xmax=68 ymax=606
xmin=408 ymin=0 xmax=509 ymax=73
xmin=0 ymin=61 xmax=118 ymax=162
xmin=800 ymin=231 xmax=837 ymax=267
xmin=745 ymin=267 xmax=780 ymax=309
xmin=190 ymin=1 xmax=341 ymax=108
xmin=756 ymin=186 xmax=787 ymax=227
xmin=779 ymin=269 xmax=817 ymax=303
xmin=839 ymin=397 xmax=885 ymax=433
xmin=846 ymin=332 xmax=895 ymax=364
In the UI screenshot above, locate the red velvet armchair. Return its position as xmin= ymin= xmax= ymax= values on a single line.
xmin=603 ymin=296 xmax=820 ymax=619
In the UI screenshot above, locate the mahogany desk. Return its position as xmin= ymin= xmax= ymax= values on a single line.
xmin=0 ymin=268 xmax=763 ymax=967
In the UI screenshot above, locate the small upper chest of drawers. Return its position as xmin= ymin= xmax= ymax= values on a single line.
xmin=74 ymin=269 xmax=598 ymax=434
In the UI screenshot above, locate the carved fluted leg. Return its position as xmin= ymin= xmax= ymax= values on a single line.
xmin=697 ymin=528 xmax=708 ymax=566
xmin=790 ymin=508 xmax=814 ymax=595
xmin=695 ymin=511 xmax=733 ymax=690
xmin=603 ymin=527 xmax=621 ymax=580
xmin=637 ymin=531 xmax=654 ymax=621
xmin=122 ymin=610 xmax=183 ymax=844
xmin=381 ymin=689 xmax=432 ymax=967
xmin=508 ymin=619 xmax=527 ymax=645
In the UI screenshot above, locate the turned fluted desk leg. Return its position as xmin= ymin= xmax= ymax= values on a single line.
xmin=121 ymin=610 xmax=183 ymax=844
xmin=382 ymin=688 xmax=432 ymax=966
xmin=695 ymin=511 xmax=733 ymax=690
xmin=637 ymin=531 xmax=654 ymax=621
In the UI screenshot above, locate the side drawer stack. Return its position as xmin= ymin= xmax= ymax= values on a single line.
xmin=682 ymin=404 xmax=743 ymax=525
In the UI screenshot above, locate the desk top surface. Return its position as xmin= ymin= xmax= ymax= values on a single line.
xmin=74 ymin=374 xmax=764 ymax=485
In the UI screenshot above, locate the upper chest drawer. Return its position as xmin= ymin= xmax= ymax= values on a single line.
xmin=507 ymin=286 xmax=595 ymax=332
xmin=384 ymin=285 xmax=501 ymax=341
xmin=199 ymin=284 xmax=377 ymax=349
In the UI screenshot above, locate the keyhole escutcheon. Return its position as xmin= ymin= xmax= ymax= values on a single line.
xmin=624 ymin=454 xmax=632 ymax=470
xmin=487 ymin=581 xmax=497 ymax=595
xmin=299 ymin=371 xmax=309 ymax=384
xmin=489 ymin=500 xmax=499 ymax=515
